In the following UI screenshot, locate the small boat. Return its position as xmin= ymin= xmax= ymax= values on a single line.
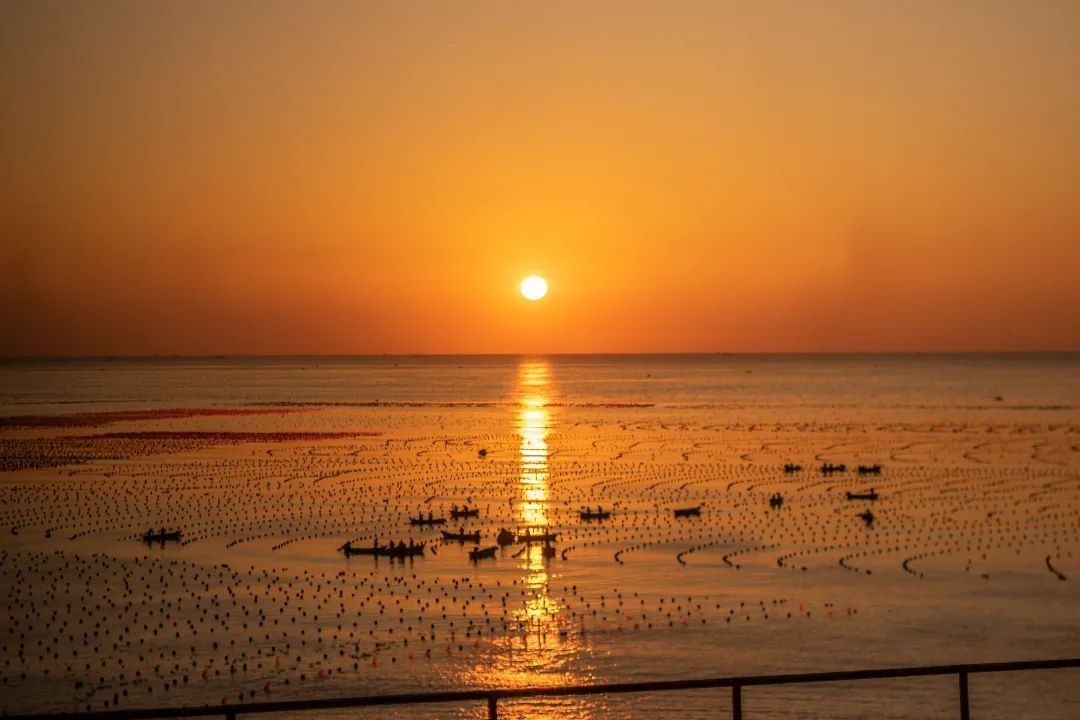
xmin=820 ymin=463 xmax=847 ymax=474
xmin=142 ymin=530 xmax=182 ymax=543
xmin=579 ymin=508 xmax=611 ymax=521
xmin=673 ymin=506 xmax=701 ymax=518
xmin=341 ymin=541 xmax=425 ymax=558
xmin=857 ymin=464 xmax=883 ymax=475
xmin=469 ymin=546 xmax=497 ymax=561
xmin=845 ymin=490 xmax=879 ymax=501
xmin=391 ymin=543 xmax=426 ymax=558
xmin=496 ymin=528 xmax=516 ymax=546
xmin=409 ymin=516 xmax=447 ymax=526
xmin=783 ymin=463 xmax=803 ymax=473
xmin=450 ymin=507 xmax=480 ymax=519
xmin=516 ymin=530 xmax=559 ymax=544
xmin=440 ymin=529 xmax=481 ymax=543
xmin=541 ymin=543 xmax=557 ymax=559
xmin=769 ymin=493 xmax=784 ymax=509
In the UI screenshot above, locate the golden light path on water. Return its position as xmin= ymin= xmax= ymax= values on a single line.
xmin=457 ymin=360 xmax=594 ymax=718
xmin=516 ymin=361 xmax=557 ymax=637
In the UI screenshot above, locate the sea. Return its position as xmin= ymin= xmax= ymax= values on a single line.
xmin=1 ymin=354 xmax=1078 ymax=718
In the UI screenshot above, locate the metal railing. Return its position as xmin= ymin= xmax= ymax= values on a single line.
xmin=6 ymin=658 xmax=1077 ymax=720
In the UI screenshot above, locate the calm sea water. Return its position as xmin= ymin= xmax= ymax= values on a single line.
xmin=2 ymin=353 xmax=1077 ymax=409
xmin=1 ymin=354 xmax=1078 ymax=718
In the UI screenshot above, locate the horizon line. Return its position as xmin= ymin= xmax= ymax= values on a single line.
xmin=3 ymin=350 xmax=1079 ymax=362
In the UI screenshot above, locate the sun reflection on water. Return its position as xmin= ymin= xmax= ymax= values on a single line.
xmin=515 ymin=361 xmax=559 ymax=641
xmin=456 ymin=360 xmax=596 ymax=716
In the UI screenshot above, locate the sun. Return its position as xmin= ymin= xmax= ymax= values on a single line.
xmin=520 ymin=275 xmax=548 ymax=301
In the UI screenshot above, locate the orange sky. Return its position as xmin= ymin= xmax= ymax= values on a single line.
xmin=2 ymin=1 xmax=1079 ymax=355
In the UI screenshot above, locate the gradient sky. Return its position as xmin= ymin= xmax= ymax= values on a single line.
xmin=2 ymin=1 xmax=1079 ymax=355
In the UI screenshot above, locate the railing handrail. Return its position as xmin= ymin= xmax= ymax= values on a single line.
xmin=6 ymin=657 xmax=1078 ymax=720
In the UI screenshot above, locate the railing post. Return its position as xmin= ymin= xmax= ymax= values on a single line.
xmin=732 ymin=684 xmax=742 ymax=720
xmin=488 ymin=695 xmax=498 ymax=720
xmin=959 ymin=671 xmax=970 ymax=720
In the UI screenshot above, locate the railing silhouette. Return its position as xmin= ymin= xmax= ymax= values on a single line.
xmin=6 ymin=658 xmax=1077 ymax=720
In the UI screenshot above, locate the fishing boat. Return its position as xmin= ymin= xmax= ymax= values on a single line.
xmin=496 ymin=528 xmax=516 ymax=546
xmin=450 ymin=507 xmax=479 ymax=519
xmin=673 ymin=506 xmax=701 ymax=518
xmin=440 ymin=529 xmax=481 ymax=543
xmin=845 ymin=489 xmax=879 ymax=501
xmin=142 ymin=530 xmax=182 ymax=543
xmin=516 ymin=529 xmax=559 ymax=544
xmin=409 ymin=516 xmax=447 ymax=526
xmin=340 ymin=541 xmax=425 ymax=558
xmin=579 ymin=508 xmax=611 ymax=521
xmin=469 ymin=545 xmax=497 ymax=561
xmin=341 ymin=545 xmax=382 ymax=556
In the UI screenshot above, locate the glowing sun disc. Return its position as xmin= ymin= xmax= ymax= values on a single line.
xmin=520 ymin=276 xmax=548 ymax=301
